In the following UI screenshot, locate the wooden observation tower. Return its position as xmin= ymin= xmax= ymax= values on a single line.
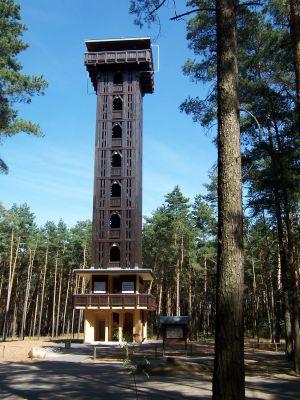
xmin=73 ymin=38 xmax=156 ymax=343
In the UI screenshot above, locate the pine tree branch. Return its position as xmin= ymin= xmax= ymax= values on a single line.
xmin=150 ymin=0 xmax=167 ymax=16
xmin=170 ymin=8 xmax=215 ymax=20
xmin=239 ymin=2 xmax=263 ymax=7
xmin=169 ymin=1 xmax=262 ymax=21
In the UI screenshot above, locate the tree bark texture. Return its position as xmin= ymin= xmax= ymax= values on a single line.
xmin=213 ymin=1 xmax=245 ymax=399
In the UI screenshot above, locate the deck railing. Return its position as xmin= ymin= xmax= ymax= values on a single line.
xmin=73 ymin=293 xmax=156 ymax=310
xmin=85 ymin=50 xmax=152 ymax=65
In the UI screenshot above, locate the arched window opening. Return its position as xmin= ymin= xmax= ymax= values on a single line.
xmin=112 ymin=152 xmax=121 ymax=168
xmin=113 ymin=96 xmax=122 ymax=111
xmin=112 ymin=124 xmax=122 ymax=138
xmin=110 ymin=244 xmax=120 ymax=262
xmin=111 ymin=181 xmax=121 ymax=197
xmin=113 ymin=72 xmax=123 ymax=85
xmin=110 ymin=213 xmax=120 ymax=229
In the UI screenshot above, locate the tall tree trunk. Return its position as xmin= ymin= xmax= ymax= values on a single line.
xmin=266 ymin=126 xmax=294 ymax=358
xmin=283 ymin=195 xmax=300 ymax=372
xmin=38 ymin=245 xmax=48 ymax=339
xmin=188 ymin=264 xmax=192 ymax=321
xmin=289 ymin=0 xmax=300 ymax=129
xmin=213 ymin=1 xmax=245 ymax=399
xmin=203 ymin=257 xmax=209 ymax=335
xmin=3 ymin=231 xmax=20 ymax=341
xmin=0 ymin=270 xmax=4 ymax=302
xmin=52 ymin=250 xmax=59 ymax=338
xmin=269 ymin=107 xmax=300 ymax=371
xmin=11 ymin=278 xmax=18 ymax=338
xmin=251 ymin=257 xmax=259 ymax=339
xmin=32 ymin=292 xmax=39 ymax=337
xmin=71 ymin=274 xmax=79 ymax=338
xmin=157 ymin=277 xmax=163 ymax=338
xmin=176 ymin=259 xmax=180 ymax=316
xmin=274 ymin=249 xmax=282 ymax=343
xmin=166 ymin=288 xmax=172 ymax=316
xmin=21 ymin=242 xmax=37 ymax=339
xmin=62 ymin=271 xmax=71 ymax=335
xmin=55 ymin=268 xmax=63 ymax=337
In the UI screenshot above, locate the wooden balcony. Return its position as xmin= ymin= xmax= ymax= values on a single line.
xmin=85 ymin=47 xmax=154 ymax=94
xmin=73 ymin=293 xmax=156 ymax=310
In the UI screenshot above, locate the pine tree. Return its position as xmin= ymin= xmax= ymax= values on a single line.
xmin=0 ymin=0 xmax=48 ymax=173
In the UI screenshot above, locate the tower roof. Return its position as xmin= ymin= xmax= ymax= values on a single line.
xmin=85 ymin=37 xmax=151 ymax=52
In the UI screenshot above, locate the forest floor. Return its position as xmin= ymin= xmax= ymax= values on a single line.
xmin=0 ymin=339 xmax=299 ymax=399
xmin=0 ymin=338 xmax=59 ymax=362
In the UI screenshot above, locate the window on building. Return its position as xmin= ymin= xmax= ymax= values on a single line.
xmin=122 ymin=281 xmax=134 ymax=293
xmin=113 ymin=72 xmax=123 ymax=85
xmin=110 ymin=244 xmax=120 ymax=262
xmin=113 ymin=96 xmax=122 ymax=111
xmin=113 ymin=312 xmax=120 ymax=325
xmin=94 ymin=281 xmax=106 ymax=293
xmin=112 ymin=124 xmax=122 ymax=138
xmin=112 ymin=152 xmax=121 ymax=168
xmin=110 ymin=213 xmax=120 ymax=229
xmin=111 ymin=181 xmax=121 ymax=197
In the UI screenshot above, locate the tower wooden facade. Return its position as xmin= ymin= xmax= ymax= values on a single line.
xmin=86 ymin=37 xmax=154 ymax=270
xmin=73 ymin=38 xmax=155 ymax=343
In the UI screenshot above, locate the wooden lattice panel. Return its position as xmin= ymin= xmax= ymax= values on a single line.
xmin=91 ymin=68 xmax=144 ymax=269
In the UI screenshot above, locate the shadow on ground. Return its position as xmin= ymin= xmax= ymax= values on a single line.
xmin=0 ymin=361 xmax=211 ymax=399
xmin=1 ymin=343 xmax=300 ymax=400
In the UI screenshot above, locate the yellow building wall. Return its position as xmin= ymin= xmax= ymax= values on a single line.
xmin=84 ymin=310 xmax=109 ymax=342
xmin=84 ymin=309 xmax=147 ymax=343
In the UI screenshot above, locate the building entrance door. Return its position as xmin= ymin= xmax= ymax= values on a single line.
xmin=95 ymin=320 xmax=105 ymax=341
xmin=123 ymin=312 xmax=133 ymax=342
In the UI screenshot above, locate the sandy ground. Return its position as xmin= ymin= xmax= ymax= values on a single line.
xmin=0 ymin=339 xmax=58 ymax=362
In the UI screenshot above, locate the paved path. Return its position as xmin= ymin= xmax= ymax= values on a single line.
xmin=1 ymin=345 xmax=300 ymax=399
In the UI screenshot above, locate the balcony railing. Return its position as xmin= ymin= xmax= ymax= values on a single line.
xmin=113 ymin=84 xmax=123 ymax=93
xmin=73 ymin=294 xmax=156 ymax=310
xmin=108 ymin=261 xmax=120 ymax=269
xmin=85 ymin=50 xmax=152 ymax=65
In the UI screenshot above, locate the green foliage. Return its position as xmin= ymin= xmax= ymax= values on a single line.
xmin=129 ymin=0 xmax=164 ymax=28
xmin=0 ymin=202 xmax=92 ymax=337
xmin=143 ymin=183 xmax=217 ymax=335
xmin=0 ymin=0 xmax=48 ymax=173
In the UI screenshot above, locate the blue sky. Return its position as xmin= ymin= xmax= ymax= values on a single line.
xmin=1 ymin=0 xmax=216 ymax=226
